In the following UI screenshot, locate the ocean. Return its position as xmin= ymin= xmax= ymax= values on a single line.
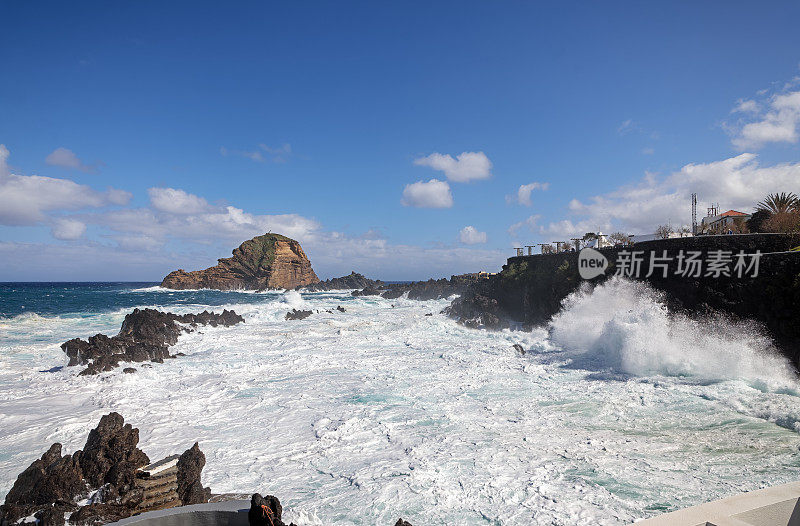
xmin=0 ymin=280 xmax=798 ymax=525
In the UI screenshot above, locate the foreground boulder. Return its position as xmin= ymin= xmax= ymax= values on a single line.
xmin=246 ymin=494 xmax=411 ymax=526
xmin=161 ymin=233 xmax=319 ymax=291
xmin=0 ymin=413 xmax=211 ymax=526
xmin=61 ymin=308 xmax=244 ymax=375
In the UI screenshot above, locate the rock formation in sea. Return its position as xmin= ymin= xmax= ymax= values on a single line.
xmin=350 ymin=278 xmax=468 ymax=301
xmin=300 ymin=271 xmax=383 ymax=291
xmin=0 ymin=413 xmax=210 ymax=526
xmin=61 ymin=308 xmax=244 ymax=375
xmin=161 ymin=233 xmax=319 ymax=290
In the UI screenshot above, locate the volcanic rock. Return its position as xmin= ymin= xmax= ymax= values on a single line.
xmin=0 ymin=413 xmax=170 ymax=526
xmin=61 ymin=308 xmax=244 ymax=375
xmin=301 ymin=271 xmax=383 ymax=291
xmin=161 ymin=233 xmax=319 ymax=291
xmin=285 ymin=309 xmax=312 ymax=321
xmin=247 ymin=494 xmax=296 ymax=526
xmin=176 ymin=443 xmax=211 ymax=506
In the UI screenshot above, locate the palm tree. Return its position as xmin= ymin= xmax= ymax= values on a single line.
xmin=756 ymin=192 xmax=800 ymax=215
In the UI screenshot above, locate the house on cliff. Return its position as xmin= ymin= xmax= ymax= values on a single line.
xmin=701 ymin=210 xmax=751 ymax=234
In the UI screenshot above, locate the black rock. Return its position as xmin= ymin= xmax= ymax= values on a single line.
xmin=80 ymin=413 xmax=149 ymax=492
xmin=176 ymin=443 xmax=210 ymax=505
xmin=300 ymin=272 xmax=383 ymax=292
xmin=336 ymin=306 xmax=346 ymax=313
xmin=285 ymin=309 xmax=312 ymax=320
xmin=61 ymin=308 xmax=244 ymax=375
xmin=248 ymin=493 xmax=288 ymax=526
xmin=394 ymin=519 xmax=413 ymax=526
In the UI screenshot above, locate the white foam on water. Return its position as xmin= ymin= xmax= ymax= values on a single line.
xmin=1 ymin=288 xmax=799 ymax=525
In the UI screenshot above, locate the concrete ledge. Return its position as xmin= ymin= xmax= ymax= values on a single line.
xmin=637 ymin=481 xmax=800 ymax=526
xmin=107 ymin=500 xmax=250 ymax=526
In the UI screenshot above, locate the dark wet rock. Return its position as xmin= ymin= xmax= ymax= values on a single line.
xmin=351 ymin=286 xmax=382 ymax=297
xmin=300 ymin=271 xmax=383 ymax=291
xmin=0 ymin=413 xmax=169 ymax=526
xmin=394 ymin=520 xmax=413 ymax=526
xmin=34 ymin=503 xmax=75 ymax=526
xmin=80 ymin=413 xmax=149 ymax=492
xmin=67 ymin=503 xmax=132 ymax=525
xmin=176 ymin=443 xmax=210 ymax=505
xmin=336 ymin=305 xmax=346 ymax=313
xmin=62 ymin=308 xmax=244 ymax=375
xmin=3 ymin=444 xmax=84 ymax=509
xmin=248 ymin=493 xmax=295 ymax=526
xmin=122 ymin=368 xmax=136 ymax=374
xmin=425 ymin=313 xmax=433 ymax=316
xmin=513 ymin=344 xmax=525 ymax=354
xmin=285 ymin=309 xmax=312 ymax=321
xmin=371 ymin=278 xmax=468 ymax=301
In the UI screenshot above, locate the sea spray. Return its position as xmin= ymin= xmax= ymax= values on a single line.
xmin=549 ymin=277 xmax=797 ymax=386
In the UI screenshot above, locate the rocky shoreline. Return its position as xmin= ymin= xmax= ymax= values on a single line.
xmin=446 ymin=233 xmax=800 ymax=369
xmin=61 ymin=308 xmax=244 ymax=375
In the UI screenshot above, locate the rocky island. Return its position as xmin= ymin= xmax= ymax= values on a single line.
xmin=161 ymin=233 xmax=319 ymax=291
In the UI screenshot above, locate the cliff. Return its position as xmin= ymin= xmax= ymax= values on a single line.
xmin=447 ymin=233 xmax=800 ymax=367
xmin=161 ymin=233 xmax=319 ymax=290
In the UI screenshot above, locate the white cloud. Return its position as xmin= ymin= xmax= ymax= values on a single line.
xmin=508 ymin=214 xmax=541 ymax=237
xmin=51 ymin=218 xmax=87 ymax=240
xmin=731 ymin=90 xmax=800 ymax=149
xmin=401 ymin=179 xmax=454 ymax=208
xmin=0 ymin=145 xmax=127 ymax=226
xmin=45 ymin=147 xmax=97 ymax=173
xmin=107 ymin=188 xmax=133 ymax=205
xmin=542 ymin=153 xmax=800 ymax=237
xmin=617 ymin=119 xmax=635 ymax=135
xmin=221 ymin=143 xmax=293 ymax=163
xmin=413 ymin=151 xmax=492 ymax=183
xmin=148 ymin=187 xmax=210 ymax=214
xmin=732 ymin=99 xmax=759 ymax=114
xmin=507 ymin=182 xmax=549 ymax=206
xmin=459 ymin=226 xmax=487 ymax=244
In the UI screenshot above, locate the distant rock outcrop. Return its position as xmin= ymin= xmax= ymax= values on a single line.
xmin=0 ymin=413 xmax=210 ymax=526
xmin=161 ymin=233 xmax=319 ymax=291
xmin=61 ymin=308 xmax=244 ymax=375
xmin=301 ymin=271 xmax=383 ymax=291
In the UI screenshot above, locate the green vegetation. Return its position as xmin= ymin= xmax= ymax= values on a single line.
xmin=226 ymin=233 xmax=295 ymax=274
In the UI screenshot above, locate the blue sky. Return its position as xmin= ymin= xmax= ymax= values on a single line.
xmin=2 ymin=1 xmax=800 ymax=281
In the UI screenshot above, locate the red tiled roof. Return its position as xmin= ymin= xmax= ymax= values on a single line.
xmin=720 ymin=210 xmax=748 ymax=217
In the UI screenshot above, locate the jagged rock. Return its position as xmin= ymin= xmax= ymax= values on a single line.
xmin=394 ymin=520 xmax=413 ymax=526
xmin=285 ymin=309 xmax=312 ymax=321
xmin=161 ymin=233 xmax=319 ymax=291
xmin=301 ymin=271 xmax=383 ymax=291
xmin=176 ymin=443 xmax=210 ymax=505
xmin=3 ymin=444 xmax=84 ymax=509
xmin=34 ymin=503 xmax=75 ymax=526
xmin=80 ymin=413 xmax=149 ymax=492
xmin=513 ymin=344 xmax=525 ymax=354
xmin=67 ymin=503 xmax=132 ymax=525
xmin=372 ymin=278 xmax=468 ymax=301
xmin=336 ymin=306 xmax=346 ymax=313
xmin=0 ymin=414 xmax=160 ymax=526
xmin=62 ymin=308 xmax=244 ymax=375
